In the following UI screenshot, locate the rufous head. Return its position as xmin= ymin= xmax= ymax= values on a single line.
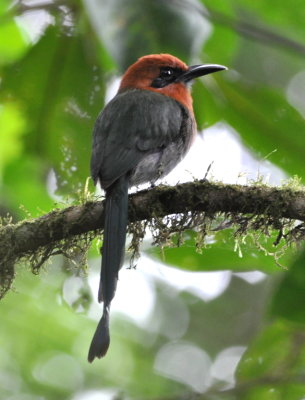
xmin=119 ymin=53 xmax=227 ymax=111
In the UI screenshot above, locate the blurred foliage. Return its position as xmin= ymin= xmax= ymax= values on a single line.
xmin=1 ymin=0 xmax=305 ymax=399
xmin=270 ymin=248 xmax=305 ymax=324
xmin=150 ymin=229 xmax=294 ymax=274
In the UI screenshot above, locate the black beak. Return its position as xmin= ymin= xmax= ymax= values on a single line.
xmin=178 ymin=64 xmax=227 ymax=83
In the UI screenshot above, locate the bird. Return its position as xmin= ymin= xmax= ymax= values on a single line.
xmin=88 ymin=53 xmax=227 ymax=362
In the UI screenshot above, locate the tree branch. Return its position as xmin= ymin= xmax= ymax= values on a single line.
xmin=1 ymin=180 xmax=305 ymax=258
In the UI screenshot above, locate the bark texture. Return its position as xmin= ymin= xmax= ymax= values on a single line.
xmin=1 ymin=181 xmax=305 ymax=258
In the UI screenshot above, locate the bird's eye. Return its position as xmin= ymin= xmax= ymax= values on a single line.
xmin=151 ymin=67 xmax=178 ymax=88
xmin=160 ymin=67 xmax=174 ymax=79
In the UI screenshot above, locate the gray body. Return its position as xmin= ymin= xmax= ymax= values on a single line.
xmin=91 ymin=89 xmax=195 ymax=188
xmin=88 ymin=88 xmax=195 ymax=362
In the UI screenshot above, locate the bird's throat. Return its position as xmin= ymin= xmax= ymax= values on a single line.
xmin=147 ymin=83 xmax=193 ymax=113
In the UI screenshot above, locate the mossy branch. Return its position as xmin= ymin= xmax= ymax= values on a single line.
xmin=2 ymin=180 xmax=305 ymax=253
xmin=1 ymin=180 xmax=305 ymax=297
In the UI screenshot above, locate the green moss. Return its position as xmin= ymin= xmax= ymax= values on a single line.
xmin=1 ymin=178 xmax=305 ymax=299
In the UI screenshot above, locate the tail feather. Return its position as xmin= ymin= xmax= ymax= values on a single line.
xmin=98 ymin=175 xmax=129 ymax=303
xmin=88 ymin=304 xmax=110 ymax=362
xmin=88 ymin=174 xmax=129 ymax=362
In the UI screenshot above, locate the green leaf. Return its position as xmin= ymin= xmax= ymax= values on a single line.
xmin=85 ymin=0 xmax=209 ymax=71
xmin=147 ymin=230 xmax=291 ymax=274
xmin=1 ymin=26 xmax=106 ymax=196
xmin=0 ymin=103 xmax=26 ymax=175
xmin=218 ymin=80 xmax=305 ymax=179
xmin=201 ymin=1 xmax=238 ymax=66
xmin=3 ymin=156 xmax=55 ymax=217
xmin=238 ymin=321 xmax=292 ymax=379
xmin=192 ymin=80 xmax=223 ymax=129
xmin=237 ymin=320 xmax=305 ymax=400
xmin=0 ymin=19 xmax=29 ymax=65
xmin=270 ymin=248 xmax=305 ymax=323
xmin=0 ymin=0 xmax=11 ymax=16
xmin=230 ymin=0 xmax=305 ymax=43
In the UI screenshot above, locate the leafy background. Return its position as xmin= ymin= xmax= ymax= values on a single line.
xmin=1 ymin=0 xmax=305 ymax=399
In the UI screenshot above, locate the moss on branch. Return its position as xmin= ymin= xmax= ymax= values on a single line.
xmin=1 ymin=180 xmax=305 ymax=298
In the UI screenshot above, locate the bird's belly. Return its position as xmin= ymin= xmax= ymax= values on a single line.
xmin=129 ymin=140 xmax=188 ymax=187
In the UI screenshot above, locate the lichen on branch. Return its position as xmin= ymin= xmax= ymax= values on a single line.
xmin=1 ymin=179 xmax=305 ymax=299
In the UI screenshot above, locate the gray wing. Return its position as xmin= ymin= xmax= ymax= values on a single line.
xmin=90 ymin=89 xmax=184 ymax=188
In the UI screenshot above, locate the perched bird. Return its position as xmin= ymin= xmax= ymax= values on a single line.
xmin=88 ymin=54 xmax=226 ymax=362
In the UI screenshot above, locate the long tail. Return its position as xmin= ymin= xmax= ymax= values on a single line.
xmin=88 ymin=174 xmax=129 ymax=362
